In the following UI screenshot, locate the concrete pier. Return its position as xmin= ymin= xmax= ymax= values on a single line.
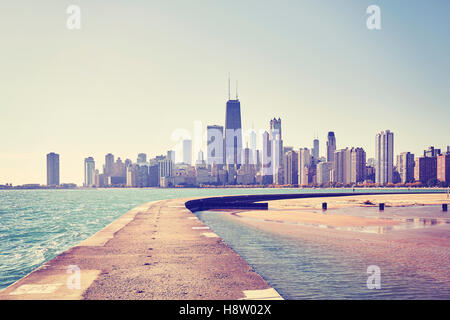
xmin=0 ymin=198 xmax=282 ymax=300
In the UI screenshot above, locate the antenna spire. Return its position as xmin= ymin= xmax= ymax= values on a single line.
xmin=236 ymin=80 xmax=238 ymax=100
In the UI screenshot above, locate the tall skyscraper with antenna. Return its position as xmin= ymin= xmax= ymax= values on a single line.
xmin=312 ymin=136 xmax=320 ymax=161
xmin=224 ymin=76 xmax=242 ymax=167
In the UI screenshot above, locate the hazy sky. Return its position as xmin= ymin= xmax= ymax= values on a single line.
xmin=1 ymin=1 xmax=449 ymax=185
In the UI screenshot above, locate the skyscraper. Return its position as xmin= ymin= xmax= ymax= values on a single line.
xmin=46 ymin=152 xmax=60 ymax=186
xmin=261 ymin=131 xmax=273 ymax=184
xmin=333 ymin=148 xmax=351 ymax=185
xmin=104 ymin=153 xmax=114 ymax=176
xmin=350 ymin=147 xmax=366 ymax=184
xmin=317 ymin=162 xmax=331 ymax=185
xmin=249 ymin=128 xmax=257 ymax=165
xmin=225 ymin=98 xmax=242 ymax=166
xmin=182 ymin=139 xmax=192 ymax=165
xmin=283 ymin=150 xmax=299 ymax=185
xmin=270 ymin=118 xmax=283 ymax=184
xmin=326 ymin=132 xmax=336 ymax=163
xmin=298 ymin=148 xmax=311 ymax=186
xmin=397 ymin=152 xmax=415 ymax=183
xmin=84 ymin=157 xmax=95 ymax=187
xmin=207 ymin=125 xmax=224 ymax=166
xmin=312 ymin=138 xmax=320 ymax=162
xmin=375 ymin=130 xmax=394 ymax=185
xmin=137 ymin=153 xmax=147 ymax=165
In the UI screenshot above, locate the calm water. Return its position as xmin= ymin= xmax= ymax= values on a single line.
xmin=0 ymin=188 xmax=447 ymax=299
xmin=196 ymin=204 xmax=450 ymax=300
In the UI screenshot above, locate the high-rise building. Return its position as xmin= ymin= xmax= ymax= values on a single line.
xmin=326 ymin=132 xmax=336 ymax=163
xmin=159 ymin=157 xmax=173 ymax=179
xmin=270 ymin=118 xmax=283 ymax=184
xmin=104 ymin=153 xmax=114 ymax=176
xmin=148 ymin=164 xmax=159 ymax=187
xmin=207 ymin=125 xmax=224 ymax=166
xmin=350 ymin=147 xmax=366 ymax=184
xmin=397 ymin=152 xmax=415 ymax=184
xmin=312 ymin=138 xmax=320 ymax=162
xmin=298 ymin=148 xmax=311 ymax=186
xmin=126 ymin=164 xmax=138 ymax=187
xmin=317 ymin=162 xmax=331 ymax=185
xmin=415 ymin=156 xmax=437 ymax=184
xmin=437 ymin=154 xmax=450 ymax=184
xmin=333 ymin=148 xmax=351 ymax=185
xmin=46 ymin=152 xmax=60 ymax=186
xmin=225 ymin=91 xmax=242 ymax=166
xmin=375 ymin=130 xmax=394 ymax=185
xmin=182 ymin=139 xmax=192 ymax=165
xmin=137 ymin=153 xmax=147 ymax=165
xmin=283 ymin=150 xmax=298 ymax=185
xmin=167 ymin=150 xmax=175 ymax=164
xmin=249 ymin=129 xmax=257 ymax=164
xmin=84 ymin=157 xmax=95 ymax=187
xmin=261 ymin=131 xmax=273 ymax=184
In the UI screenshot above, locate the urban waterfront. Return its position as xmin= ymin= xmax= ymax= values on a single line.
xmin=0 ymin=188 xmax=447 ymax=297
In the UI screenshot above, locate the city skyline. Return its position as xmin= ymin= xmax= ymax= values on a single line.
xmin=1 ymin=1 xmax=450 ymax=185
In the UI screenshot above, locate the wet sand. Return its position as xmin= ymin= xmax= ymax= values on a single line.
xmin=223 ymin=194 xmax=450 ymax=287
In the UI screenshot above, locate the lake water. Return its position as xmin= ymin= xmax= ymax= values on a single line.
xmin=0 ymin=188 xmax=447 ymax=299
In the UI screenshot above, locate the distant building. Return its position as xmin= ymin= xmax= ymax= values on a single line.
xmin=283 ymin=150 xmax=299 ymax=185
xmin=437 ymin=154 xmax=450 ymax=184
xmin=159 ymin=157 xmax=173 ymax=181
xmin=375 ymin=130 xmax=394 ymax=185
xmin=312 ymin=138 xmax=319 ymax=162
xmin=46 ymin=152 xmax=60 ymax=186
xmin=148 ymin=164 xmax=159 ymax=187
xmin=298 ymin=148 xmax=311 ymax=186
xmin=225 ymin=97 xmax=242 ymax=166
xmin=414 ymin=156 xmax=437 ymax=184
xmin=126 ymin=165 xmax=139 ymax=187
xmin=84 ymin=157 xmax=95 ymax=187
xmin=167 ymin=151 xmax=175 ymax=164
xmin=137 ymin=153 xmax=147 ymax=165
xmin=333 ymin=148 xmax=351 ymax=185
xmin=350 ymin=147 xmax=366 ymax=184
xmin=397 ymin=152 xmax=415 ymax=183
xmin=424 ymin=146 xmax=441 ymax=158
xmin=207 ymin=125 xmax=224 ymax=167
xmin=261 ymin=131 xmax=273 ymax=184
xmin=182 ymin=140 xmax=192 ymax=165
xmin=249 ymin=129 xmax=257 ymax=164
xmin=270 ymin=118 xmax=283 ymax=184
xmin=326 ymin=132 xmax=336 ymax=163
xmin=317 ymin=162 xmax=331 ymax=185
xmin=104 ymin=153 xmax=114 ymax=176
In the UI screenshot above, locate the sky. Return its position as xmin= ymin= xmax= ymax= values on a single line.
xmin=0 ymin=0 xmax=449 ymax=185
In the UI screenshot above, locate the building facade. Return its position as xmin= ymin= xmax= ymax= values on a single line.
xmin=84 ymin=157 xmax=95 ymax=187
xmin=375 ymin=130 xmax=394 ymax=185
xmin=46 ymin=152 xmax=60 ymax=186
xmin=397 ymin=152 xmax=415 ymax=184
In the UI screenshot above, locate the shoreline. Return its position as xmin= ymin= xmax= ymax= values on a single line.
xmin=1 ymin=192 xmax=448 ymax=300
xmin=0 ymin=197 xmax=282 ymax=300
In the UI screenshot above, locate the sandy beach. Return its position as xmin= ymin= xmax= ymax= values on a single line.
xmin=222 ymin=193 xmax=450 ymax=287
